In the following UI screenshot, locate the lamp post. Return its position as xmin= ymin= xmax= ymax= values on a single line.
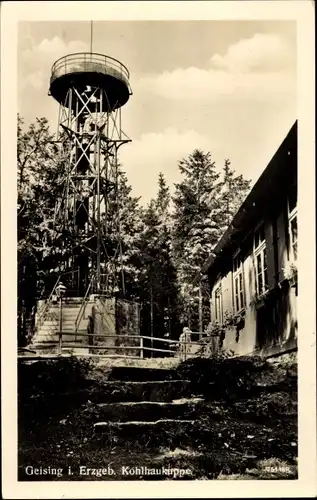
xmin=56 ymin=282 xmax=66 ymax=354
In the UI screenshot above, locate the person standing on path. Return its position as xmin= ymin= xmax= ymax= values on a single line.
xmin=179 ymin=326 xmax=192 ymax=362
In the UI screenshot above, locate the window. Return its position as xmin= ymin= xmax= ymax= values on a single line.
xmin=214 ymin=287 xmax=223 ymax=323
xmin=254 ymin=225 xmax=265 ymax=250
xmin=254 ymin=224 xmax=268 ymax=295
xmin=233 ymin=254 xmax=245 ymax=313
xmin=255 ymin=247 xmax=268 ymax=295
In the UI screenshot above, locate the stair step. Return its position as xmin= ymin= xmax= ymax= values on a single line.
xmin=38 ymin=321 xmax=88 ymax=328
xmin=63 ymin=303 xmax=88 ymax=307
xmin=108 ymin=367 xmax=181 ymax=382
xmin=40 ymin=315 xmax=58 ymax=322
xmin=37 ymin=327 xmax=79 ymax=333
xmin=40 ymin=317 xmax=88 ymax=323
xmin=61 ymin=317 xmax=83 ymax=321
xmin=95 ymin=418 xmax=196 ymax=429
xmin=93 ymin=419 xmax=197 ymax=445
xmin=88 ymin=380 xmax=192 ymax=403
xmin=95 ymin=398 xmax=204 ymax=422
xmin=46 ymin=302 xmax=83 ymax=305
xmin=36 ymin=330 xmax=60 ymax=336
xmin=40 ymin=320 xmax=75 ymax=326
xmin=45 ymin=305 xmax=83 ymax=310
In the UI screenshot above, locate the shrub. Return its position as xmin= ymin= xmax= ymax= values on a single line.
xmin=18 ymin=356 xmax=95 ymax=401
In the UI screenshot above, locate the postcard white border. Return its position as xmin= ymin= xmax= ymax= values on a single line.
xmin=1 ymin=1 xmax=316 ymax=498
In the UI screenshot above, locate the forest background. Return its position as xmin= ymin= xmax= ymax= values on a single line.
xmin=17 ymin=115 xmax=251 ymax=346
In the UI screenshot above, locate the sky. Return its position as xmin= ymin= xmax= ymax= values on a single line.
xmin=18 ymin=20 xmax=297 ymax=204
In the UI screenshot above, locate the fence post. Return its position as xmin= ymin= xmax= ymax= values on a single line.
xmin=58 ymin=296 xmax=63 ymax=355
xmin=140 ymin=336 xmax=144 ymax=359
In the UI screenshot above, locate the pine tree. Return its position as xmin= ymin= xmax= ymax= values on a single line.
xmin=155 ymin=173 xmax=180 ymax=341
xmin=172 ymin=151 xmax=251 ymax=331
xmin=172 ymin=149 xmax=223 ymax=330
xmin=132 ymin=174 xmax=180 ymax=354
xmin=156 ymin=172 xmax=170 ymax=220
xmin=219 ymin=159 xmax=251 ymax=230
xmin=111 ymin=168 xmax=143 ymax=299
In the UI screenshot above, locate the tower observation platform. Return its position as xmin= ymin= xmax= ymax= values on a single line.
xmin=49 ymin=52 xmax=131 ymax=110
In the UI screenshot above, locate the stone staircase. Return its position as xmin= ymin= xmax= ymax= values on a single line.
xmin=89 ymin=366 xmax=202 ymax=452
xmin=18 ymin=358 xmax=298 ymax=481
xmin=30 ymin=297 xmax=90 ymax=353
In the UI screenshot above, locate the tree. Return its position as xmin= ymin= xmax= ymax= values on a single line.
xmin=172 ymin=149 xmax=223 ymax=330
xmin=219 ymin=159 xmax=251 ymax=229
xmin=131 ymin=174 xmax=180 ymax=354
xmin=109 ymin=168 xmax=143 ymax=299
xmin=153 ymin=173 xmax=180 ymax=341
xmin=156 ymin=172 xmax=170 ymax=219
xmin=172 ymin=150 xmax=251 ymax=331
xmin=17 ymin=113 xmax=251 ymax=349
xmin=17 ymin=115 xmax=66 ymax=344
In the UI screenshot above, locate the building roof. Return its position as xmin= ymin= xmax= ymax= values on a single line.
xmin=201 ymin=121 xmax=297 ymax=278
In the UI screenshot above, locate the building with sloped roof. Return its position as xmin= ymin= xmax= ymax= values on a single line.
xmin=202 ymin=122 xmax=297 ymax=358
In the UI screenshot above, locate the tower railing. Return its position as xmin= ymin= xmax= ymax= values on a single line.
xmin=50 ymin=52 xmax=131 ymax=91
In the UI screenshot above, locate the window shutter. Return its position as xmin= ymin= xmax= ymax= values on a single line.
xmin=222 ymin=271 xmax=233 ymax=315
xmin=276 ymin=211 xmax=287 ymax=281
xmin=265 ymin=222 xmax=276 ymax=290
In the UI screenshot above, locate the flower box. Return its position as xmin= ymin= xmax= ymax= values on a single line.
xmin=250 ymin=291 xmax=269 ymax=310
xmin=288 ymin=276 xmax=297 ymax=288
xmin=254 ymin=297 xmax=266 ymax=310
xmin=283 ymin=261 xmax=297 ymax=288
xmin=235 ymin=314 xmax=245 ymax=329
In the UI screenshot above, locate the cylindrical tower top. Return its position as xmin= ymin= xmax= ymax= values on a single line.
xmin=49 ymin=52 xmax=132 ymax=111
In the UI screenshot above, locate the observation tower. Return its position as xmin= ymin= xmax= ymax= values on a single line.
xmin=49 ymin=52 xmax=132 ymax=297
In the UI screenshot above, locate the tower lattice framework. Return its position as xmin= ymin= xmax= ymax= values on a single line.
xmin=49 ymin=53 xmax=132 ymax=296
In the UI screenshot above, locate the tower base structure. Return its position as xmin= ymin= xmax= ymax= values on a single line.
xmin=30 ymin=294 xmax=140 ymax=357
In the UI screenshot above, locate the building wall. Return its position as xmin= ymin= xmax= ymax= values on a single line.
xmin=209 ymin=193 xmax=297 ymax=357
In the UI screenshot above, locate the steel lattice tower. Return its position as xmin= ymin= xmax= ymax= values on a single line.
xmin=49 ymin=53 xmax=132 ymax=296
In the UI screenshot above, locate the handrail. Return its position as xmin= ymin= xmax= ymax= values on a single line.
xmin=35 ymin=274 xmax=62 ymax=332
xmin=37 ymin=331 xmax=207 ymax=346
xmin=75 ymin=275 xmax=94 ymax=334
xmin=36 ymin=269 xmax=80 ymax=332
